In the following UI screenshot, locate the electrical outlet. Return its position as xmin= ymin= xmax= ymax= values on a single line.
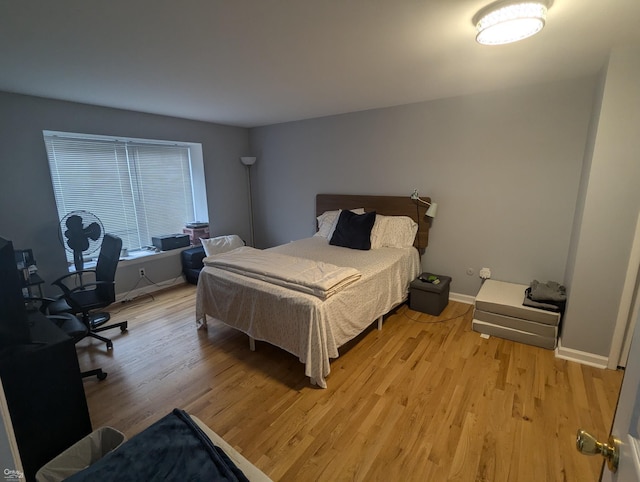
xmin=479 ymin=267 xmax=491 ymax=279
xmin=139 ymin=267 xmax=145 ymax=278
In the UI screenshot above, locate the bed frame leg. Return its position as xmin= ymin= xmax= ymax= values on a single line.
xmin=377 ymin=316 xmax=383 ymax=330
xmin=249 ymin=337 xmax=256 ymax=351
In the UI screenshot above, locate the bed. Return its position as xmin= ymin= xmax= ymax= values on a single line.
xmin=51 ymin=409 xmax=271 ymax=481
xmin=195 ymin=194 xmax=431 ymax=388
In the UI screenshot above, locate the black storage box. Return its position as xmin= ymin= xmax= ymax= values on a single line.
xmin=181 ymin=246 xmax=206 ymax=284
xmin=410 ymin=273 xmax=451 ymax=316
xmin=151 ymin=234 xmax=190 ymax=251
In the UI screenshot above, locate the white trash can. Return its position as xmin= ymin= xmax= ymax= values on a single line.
xmin=35 ymin=427 xmax=126 ymax=482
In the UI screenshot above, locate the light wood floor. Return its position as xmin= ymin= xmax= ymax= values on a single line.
xmin=77 ymin=284 xmax=623 ymax=481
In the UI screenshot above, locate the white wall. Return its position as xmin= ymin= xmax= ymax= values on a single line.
xmin=249 ymin=77 xmax=596 ymax=297
xmin=561 ymin=47 xmax=640 ymax=357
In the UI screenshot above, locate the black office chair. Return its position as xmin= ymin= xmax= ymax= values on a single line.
xmin=47 ymin=313 xmax=108 ymax=380
xmin=48 ymin=233 xmax=128 ymax=350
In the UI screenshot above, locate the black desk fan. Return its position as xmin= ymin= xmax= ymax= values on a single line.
xmin=58 ymin=210 xmax=109 ymax=327
xmin=60 ymin=210 xmax=104 ymax=273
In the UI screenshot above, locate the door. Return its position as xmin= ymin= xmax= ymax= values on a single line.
xmin=609 ymin=211 xmax=640 ymax=369
xmin=582 ymin=305 xmax=640 ymax=481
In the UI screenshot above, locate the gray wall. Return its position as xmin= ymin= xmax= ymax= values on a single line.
xmin=249 ymin=77 xmax=597 ymax=298
xmin=0 ymin=92 xmax=250 ymax=296
xmin=562 ymin=47 xmax=640 ymax=357
xmin=2 ymin=54 xmax=636 ymax=362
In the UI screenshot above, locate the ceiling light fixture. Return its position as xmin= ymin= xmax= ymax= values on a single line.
xmin=474 ymin=1 xmax=549 ymax=46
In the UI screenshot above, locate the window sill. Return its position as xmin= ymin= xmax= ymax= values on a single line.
xmin=119 ymin=248 xmax=175 ymax=266
xmin=70 ymin=247 xmax=189 ymax=271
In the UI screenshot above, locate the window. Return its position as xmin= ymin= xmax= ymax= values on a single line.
xmin=43 ymin=131 xmax=208 ymax=263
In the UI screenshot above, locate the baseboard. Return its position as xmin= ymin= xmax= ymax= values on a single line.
xmin=554 ymin=337 xmax=609 ymax=369
xmin=116 ymin=276 xmax=187 ymax=303
xmin=453 ymin=292 xmax=611 ymax=370
xmin=450 ymin=291 xmax=475 ymax=305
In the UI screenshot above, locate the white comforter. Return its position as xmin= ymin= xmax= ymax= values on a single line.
xmin=195 ymin=237 xmax=420 ymax=388
xmin=204 ymin=246 xmax=361 ymax=300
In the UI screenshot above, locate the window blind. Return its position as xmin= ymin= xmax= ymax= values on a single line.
xmin=44 ymin=132 xmax=197 ymax=261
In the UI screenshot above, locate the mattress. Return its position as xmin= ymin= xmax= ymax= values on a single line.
xmin=60 ymin=410 xmax=270 ymax=482
xmin=196 ymin=236 xmax=420 ymax=388
xmin=192 ymin=416 xmax=271 ymax=481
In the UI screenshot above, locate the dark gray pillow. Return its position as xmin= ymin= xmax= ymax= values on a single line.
xmin=329 ymin=210 xmax=376 ymax=250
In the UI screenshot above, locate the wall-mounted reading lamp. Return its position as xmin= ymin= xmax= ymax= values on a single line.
xmin=410 ymin=189 xmax=438 ymax=218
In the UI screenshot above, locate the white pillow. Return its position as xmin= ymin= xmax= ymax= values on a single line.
xmin=370 ymin=215 xmax=418 ymax=249
xmin=314 ymin=210 xmax=338 ymax=238
xmin=314 ymin=208 xmax=365 ymax=239
xmin=201 ymin=234 xmax=245 ymax=256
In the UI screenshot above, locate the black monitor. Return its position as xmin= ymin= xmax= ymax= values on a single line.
xmin=0 ymin=237 xmax=31 ymax=348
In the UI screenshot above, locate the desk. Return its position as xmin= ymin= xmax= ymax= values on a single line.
xmin=0 ymin=312 xmax=92 ymax=481
xmin=20 ymin=273 xmax=44 ymax=299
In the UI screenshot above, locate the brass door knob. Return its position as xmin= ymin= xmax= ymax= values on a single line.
xmin=576 ymin=429 xmax=620 ymax=473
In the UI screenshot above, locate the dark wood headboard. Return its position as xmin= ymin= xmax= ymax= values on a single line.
xmin=316 ymin=193 xmax=431 ymax=251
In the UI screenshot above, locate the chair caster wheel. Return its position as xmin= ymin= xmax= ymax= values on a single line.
xmin=120 ymin=325 xmax=127 ymax=332
xmin=107 ymin=341 xmax=113 ymax=350
xmin=97 ymin=372 xmax=108 ymax=381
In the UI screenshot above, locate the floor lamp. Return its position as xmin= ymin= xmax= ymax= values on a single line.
xmin=240 ymin=156 xmax=257 ymax=247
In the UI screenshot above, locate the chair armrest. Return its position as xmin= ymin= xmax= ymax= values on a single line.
xmin=24 ymin=296 xmax=57 ymax=303
xmin=65 ymin=280 xmax=114 ymax=294
xmin=23 ymin=296 xmax=59 ymax=314
xmin=52 ymin=269 xmax=97 ymax=293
